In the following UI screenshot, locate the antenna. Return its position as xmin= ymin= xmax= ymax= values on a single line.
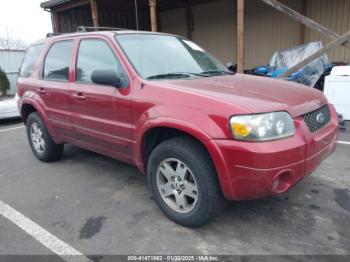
xmin=135 ymin=0 xmax=139 ymax=30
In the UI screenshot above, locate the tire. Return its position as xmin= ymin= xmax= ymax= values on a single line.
xmin=26 ymin=112 xmax=63 ymax=162
xmin=147 ymin=137 xmax=223 ymax=228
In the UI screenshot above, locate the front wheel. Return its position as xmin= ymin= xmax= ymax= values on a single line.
xmin=26 ymin=112 xmax=64 ymax=162
xmin=147 ymin=137 xmax=223 ymax=228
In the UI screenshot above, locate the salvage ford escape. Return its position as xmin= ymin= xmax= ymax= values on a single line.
xmin=17 ymin=30 xmax=339 ymax=227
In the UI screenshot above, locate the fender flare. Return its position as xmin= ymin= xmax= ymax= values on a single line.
xmin=134 ymin=117 xmax=233 ymax=197
xmin=20 ymin=97 xmax=56 ymax=139
xmin=135 ymin=118 xmax=212 ymax=163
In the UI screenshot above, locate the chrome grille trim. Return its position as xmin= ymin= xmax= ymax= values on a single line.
xmin=302 ymin=105 xmax=331 ymax=133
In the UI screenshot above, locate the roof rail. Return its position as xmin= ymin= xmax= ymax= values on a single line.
xmin=46 ymin=32 xmax=65 ymax=38
xmin=77 ymin=26 xmax=133 ymax=32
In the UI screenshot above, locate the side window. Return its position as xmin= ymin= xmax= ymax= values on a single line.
xmin=76 ymin=39 xmax=128 ymax=87
xmin=43 ymin=41 xmax=73 ymax=81
xmin=20 ymin=44 xmax=45 ymax=78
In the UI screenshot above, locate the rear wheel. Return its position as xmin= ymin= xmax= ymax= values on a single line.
xmin=26 ymin=112 xmax=63 ymax=162
xmin=147 ymin=137 xmax=223 ymax=228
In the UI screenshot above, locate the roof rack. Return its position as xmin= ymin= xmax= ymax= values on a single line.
xmin=46 ymin=26 xmax=133 ymax=38
xmin=46 ymin=32 xmax=65 ymax=38
xmin=77 ymin=26 xmax=133 ymax=32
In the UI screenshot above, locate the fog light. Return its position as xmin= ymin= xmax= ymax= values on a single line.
xmin=272 ymin=177 xmax=280 ymax=191
xmin=272 ymin=171 xmax=295 ymax=194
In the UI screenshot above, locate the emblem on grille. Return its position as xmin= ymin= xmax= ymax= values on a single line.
xmin=316 ymin=112 xmax=326 ymax=124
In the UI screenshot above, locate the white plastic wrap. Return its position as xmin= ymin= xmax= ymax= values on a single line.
xmin=269 ymin=42 xmax=330 ymax=87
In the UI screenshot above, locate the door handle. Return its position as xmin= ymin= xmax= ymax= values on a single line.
xmin=38 ymin=87 xmax=47 ymax=95
xmin=73 ymin=92 xmax=87 ymax=101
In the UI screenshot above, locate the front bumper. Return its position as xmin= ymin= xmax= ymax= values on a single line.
xmin=206 ymin=104 xmax=339 ymax=201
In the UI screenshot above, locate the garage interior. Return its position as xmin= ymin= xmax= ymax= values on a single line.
xmin=40 ymin=0 xmax=350 ymax=71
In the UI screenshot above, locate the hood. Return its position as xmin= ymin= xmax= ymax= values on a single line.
xmin=161 ymin=74 xmax=327 ymax=117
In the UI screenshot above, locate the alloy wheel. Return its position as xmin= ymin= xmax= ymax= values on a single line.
xmin=30 ymin=122 xmax=45 ymax=154
xmin=156 ymin=158 xmax=199 ymax=213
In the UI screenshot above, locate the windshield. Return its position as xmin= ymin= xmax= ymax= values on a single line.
xmin=115 ymin=34 xmax=229 ymax=80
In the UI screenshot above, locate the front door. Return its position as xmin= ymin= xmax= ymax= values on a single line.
xmin=70 ymin=37 xmax=133 ymax=161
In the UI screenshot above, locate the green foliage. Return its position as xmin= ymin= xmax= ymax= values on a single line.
xmin=0 ymin=67 xmax=10 ymax=96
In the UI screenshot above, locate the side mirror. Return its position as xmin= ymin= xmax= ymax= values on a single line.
xmin=91 ymin=70 xmax=121 ymax=87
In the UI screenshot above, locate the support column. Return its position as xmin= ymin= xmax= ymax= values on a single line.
xmin=237 ymin=0 xmax=245 ymax=74
xmin=90 ymin=0 xmax=99 ymax=28
xmin=186 ymin=0 xmax=193 ymax=39
xmin=149 ymin=0 xmax=157 ymax=32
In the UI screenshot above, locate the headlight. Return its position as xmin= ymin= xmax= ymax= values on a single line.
xmin=229 ymin=112 xmax=295 ymax=141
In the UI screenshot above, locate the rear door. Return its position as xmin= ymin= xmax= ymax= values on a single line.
xmin=39 ymin=40 xmax=75 ymax=137
xmin=70 ymin=36 xmax=133 ymax=161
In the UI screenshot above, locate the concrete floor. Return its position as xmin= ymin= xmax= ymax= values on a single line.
xmin=0 ymin=120 xmax=349 ymax=258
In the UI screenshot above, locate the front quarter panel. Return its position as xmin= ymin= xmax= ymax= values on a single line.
xmin=133 ymin=99 xmax=242 ymax=198
xmin=131 ymin=80 xmax=250 ymax=182
xmin=132 ymin=80 xmax=250 ymax=143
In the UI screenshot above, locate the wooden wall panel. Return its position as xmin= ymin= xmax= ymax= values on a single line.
xmin=59 ymin=4 xmax=92 ymax=32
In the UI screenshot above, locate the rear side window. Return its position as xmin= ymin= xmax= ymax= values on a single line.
xmin=76 ymin=39 xmax=128 ymax=87
xmin=20 ymin=44 xmax=45 ymax=78
xmin=43 ymin=41 xmax=73 ymax=81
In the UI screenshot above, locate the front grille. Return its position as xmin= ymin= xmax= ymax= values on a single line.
xmin=302 ymin=105 xmax=331 ymax=133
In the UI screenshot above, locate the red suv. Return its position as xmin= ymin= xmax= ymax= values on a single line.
xmin=17 ymin=30 xmax=338 ymax=227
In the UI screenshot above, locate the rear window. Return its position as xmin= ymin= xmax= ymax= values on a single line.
xmin=43 ymin=40 xmax=73 ymax=81
xmin=20 ymin=44 xmax=45 ymax=78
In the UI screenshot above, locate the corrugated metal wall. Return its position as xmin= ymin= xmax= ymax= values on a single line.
xmin=160 ymin=0 xmax=350 ymax=68
xmin=192 ymin=0 xmax=236 ymax=65
xmin=305 ymin=0 xmax=350 ymax=63
xmin=0 ymin=50 xmax=25 ymax=95
xmin=161 ymin=0 xmax=303 ymax=68
xmin=160 ymin=7 xmax=187 ymax=37
xmin=161 ymin=0 xmax=236 ymax=65
xmin=245 ymin=0 xmax=303 ymax=67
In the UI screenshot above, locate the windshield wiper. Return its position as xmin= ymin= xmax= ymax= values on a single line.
xmin=175 ymin=72 xmax=210 ymax=77
xmin=147 ymin=73 xmax=191 ymax=80
xmin=199 ymin=70 xmax=233 ymax=76
xmin=147 ymin=72 xmax=209 ymax=80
